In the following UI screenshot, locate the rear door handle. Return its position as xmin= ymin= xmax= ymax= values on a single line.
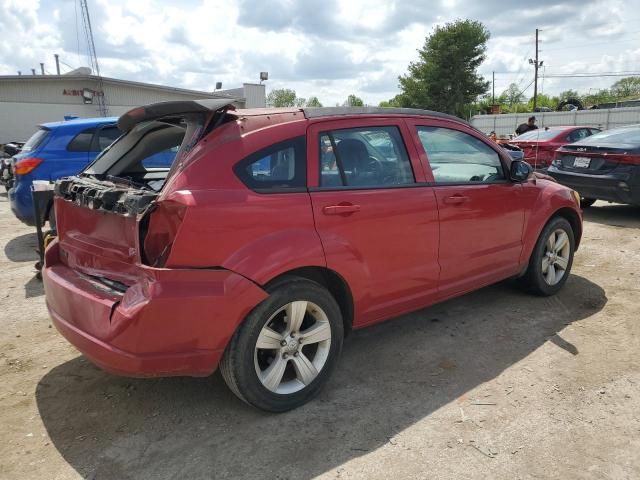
xmin=323 ymin=204 xmax=361 ymax=215
xmin=443 ymin=195 xmax=469 ymax=205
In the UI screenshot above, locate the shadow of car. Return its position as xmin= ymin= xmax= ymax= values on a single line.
xmin=36 ymin=274 xmax=606 ymax=479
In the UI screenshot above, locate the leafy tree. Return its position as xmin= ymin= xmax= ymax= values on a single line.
xmin=610 ymin=76 xmax=640 ymax=99
xmin=295 ymin=97 xmax=307 ymax=107
xmin=558 ymin=90 xmax=580 ymax=102
xmin=582 ymin=89 xmax=613 ymax=107
xmin=306 ymin=96 xmax=323 ymax=107
xmin=379 ymin=95 xmax=404 ymax=108
xmin=398 ymin=19 xmax=490 ymax=117
xmin=267 ymin=88 xmax=297 ymax=107
xmin=343 ymin=94 xmax=364 ymax=107
xmin=502 ymin=83 xmax=524 ymax=106
xmin=526 ymin=93 xmax=558 ymax=111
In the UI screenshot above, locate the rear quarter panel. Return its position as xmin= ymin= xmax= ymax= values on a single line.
xmin=161 ymin=115 xmax=327 ymax=284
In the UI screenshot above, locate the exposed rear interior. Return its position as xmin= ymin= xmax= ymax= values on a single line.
xmin=53 ymin=102 xmax=235 ymax=280
xmin=84 ymin=119 xmax=186 ymax=192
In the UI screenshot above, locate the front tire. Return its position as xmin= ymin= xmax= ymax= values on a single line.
xmin=519 ymin=216 xmax=575 ymax=296
xmin=220 ymin=277 xmax=344 ymax=412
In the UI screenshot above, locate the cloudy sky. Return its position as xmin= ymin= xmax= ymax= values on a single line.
xmin=1 ymin=0 xmax=639 ymax=106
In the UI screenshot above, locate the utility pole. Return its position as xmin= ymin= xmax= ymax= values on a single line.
xmin=492 ymin=71 xmax=495 ymax=105
xmin=529 ymin=29 xmax=544 ymax=111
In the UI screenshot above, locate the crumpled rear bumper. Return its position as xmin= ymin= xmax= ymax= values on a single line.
xmin=43 ymin=241 xmax=268 ymax=377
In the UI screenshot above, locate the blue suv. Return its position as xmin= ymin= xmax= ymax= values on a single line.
xmin=9 ymin=117 xmax=119 ymax=226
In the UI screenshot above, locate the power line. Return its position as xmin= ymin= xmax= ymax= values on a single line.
xmin=545 ymin=72 xmax=640 ymax=78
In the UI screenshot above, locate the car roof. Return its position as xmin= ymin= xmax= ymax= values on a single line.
xmin=302 ymin=106 xmax=466 ymax=124
xmin=40 ymin=116 xmax=119 ymax=130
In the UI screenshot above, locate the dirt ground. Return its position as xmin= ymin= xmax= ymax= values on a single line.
xmin=0 ymin=192 xmax=638 ymax=480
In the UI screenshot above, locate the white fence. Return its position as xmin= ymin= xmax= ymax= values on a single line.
xmin=471 ymin=106 xmax=640 ymax=137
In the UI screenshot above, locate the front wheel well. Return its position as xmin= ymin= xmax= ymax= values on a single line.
xmin=264 ymin=267 xmax=354 ymax=336
xmin=552 ymin=207 xmax=582 ymax=249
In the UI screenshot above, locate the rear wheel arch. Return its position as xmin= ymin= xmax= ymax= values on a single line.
xmin=263 ymin=267 xmax=354 ymax=336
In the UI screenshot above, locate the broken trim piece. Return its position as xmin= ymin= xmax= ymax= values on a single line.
xmin=55 ymin=177 xmax=158 ymax=217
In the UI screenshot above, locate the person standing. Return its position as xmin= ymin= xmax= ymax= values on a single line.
xmin=515 ymin=116 xmax=538 ymax=136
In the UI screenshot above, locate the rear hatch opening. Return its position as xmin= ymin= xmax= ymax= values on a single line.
xmin=53 ymin=99 xmax=237 ymax=273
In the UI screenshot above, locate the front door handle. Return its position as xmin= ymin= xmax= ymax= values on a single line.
xmin=323 ymin=204 xmax=361 ymax=215
xmin=443 ymin=194 xmax=470 ymax=205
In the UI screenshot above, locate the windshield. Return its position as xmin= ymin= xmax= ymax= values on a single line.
xmin=578 ymin=126 xmax=640 ymax=145
xmin=21 ymin=128 xmax=49 ymax=152
xmin=514 ymin=129 xmax=561 ymax=141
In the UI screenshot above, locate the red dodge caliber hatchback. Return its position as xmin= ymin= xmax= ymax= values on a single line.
xmin=43 ymin=101 xmax=583 ymax=411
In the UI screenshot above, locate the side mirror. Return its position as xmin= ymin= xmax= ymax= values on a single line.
xmin=510 ymin=160 xmax=533 ymax=182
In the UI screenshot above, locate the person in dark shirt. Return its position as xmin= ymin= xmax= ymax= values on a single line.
xmin=515 ymin=116 xmax=538 ymax=135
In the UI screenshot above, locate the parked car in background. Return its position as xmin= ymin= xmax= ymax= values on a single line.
xmin=9 ymin=117 xmax=118 ymax=226
xmin=1 ymin=141 xmax=25 ymax=192
xmin=9 ymin=117 xmax=176 ymax=227
xmin=548 ymin=124 xmax=640 ymax=207
xmin=43 ymin=102 xmax=582 ymax=412
xmin=511 ymin=126 xmax=601 ymax=170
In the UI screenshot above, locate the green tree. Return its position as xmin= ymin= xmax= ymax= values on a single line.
xmin=305 ymin=96 xmax=323 ymax=107
xmin=379 ymin=95 xmax=404 ymax=108
xmin=526 ymin=93 xmax=558 ymax=111
xmin=582 ymin=89 xmax=613 ymax=107
xmin=502 ymin=83 xmax=524 ymax=107
xmin=610 ymin=76 xmax=640 ymax=99
xmin=558 ymin=90 xmax=580 ymax=102
xmin=398 ymin=19 xmax=490 ymax=117
xmin=267 ymin=88 xmax=297 ymax=107
xmin=343 ymin=94 xmax=364 ymax=107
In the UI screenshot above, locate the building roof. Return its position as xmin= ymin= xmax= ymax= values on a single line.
xmin=0 ymin=74 xmax=237 ymax=100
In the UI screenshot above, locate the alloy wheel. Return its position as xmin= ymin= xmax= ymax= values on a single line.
xmin=254 ymin=300 xmax=332 ymax=394
xmin=541 ymin=228 xmax=571 ymax=286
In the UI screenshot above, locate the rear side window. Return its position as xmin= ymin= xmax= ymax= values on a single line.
xmin=235 ymin=136 xmax=306 ymax=191
xmin=567 ymin=128 xmax=591 ymax=143
xmin=67 ymin=128 xmax=95 ymax=152
xmin=319 ymin=126 xmax=414 ymax=188
xmin=417 ymin=126 xmax=505 ymax=184
xmin=21 ymin=128 xmax=49 ymax=152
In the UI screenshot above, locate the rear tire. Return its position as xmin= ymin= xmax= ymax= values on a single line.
xmin=519 ymin=217 xmax=575 ymax=296
xmin=581 ymin=197 xmax=596 ymax=208
xmin=220 ymin=276 xmax=343 ymax=412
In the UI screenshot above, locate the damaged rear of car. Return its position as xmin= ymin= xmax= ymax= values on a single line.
xmin=43 ymin=99 xmax=269 ymax=377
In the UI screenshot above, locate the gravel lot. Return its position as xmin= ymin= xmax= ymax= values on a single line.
xmin=0 ymin=191 xmax=639 ymax=480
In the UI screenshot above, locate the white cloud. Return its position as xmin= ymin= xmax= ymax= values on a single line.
xmin=1 ymin=0 xmax=639 ymax=106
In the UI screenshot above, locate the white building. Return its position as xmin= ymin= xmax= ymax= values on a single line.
xmin=0 ymin=72 xmax=266 ymax=142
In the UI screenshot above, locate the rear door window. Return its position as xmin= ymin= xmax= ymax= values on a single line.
xmin=67 ymin=128 xmax=95 ymax=152
xmin=319 ymin=126 xmax=414 ymax=187
xmin=94 ymin=126 xmax=121 ymax=151
xmin=417 ymin=126 xmax=505 ymax=184
xmin=567 ymin=128 xmax=591 ymax=143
